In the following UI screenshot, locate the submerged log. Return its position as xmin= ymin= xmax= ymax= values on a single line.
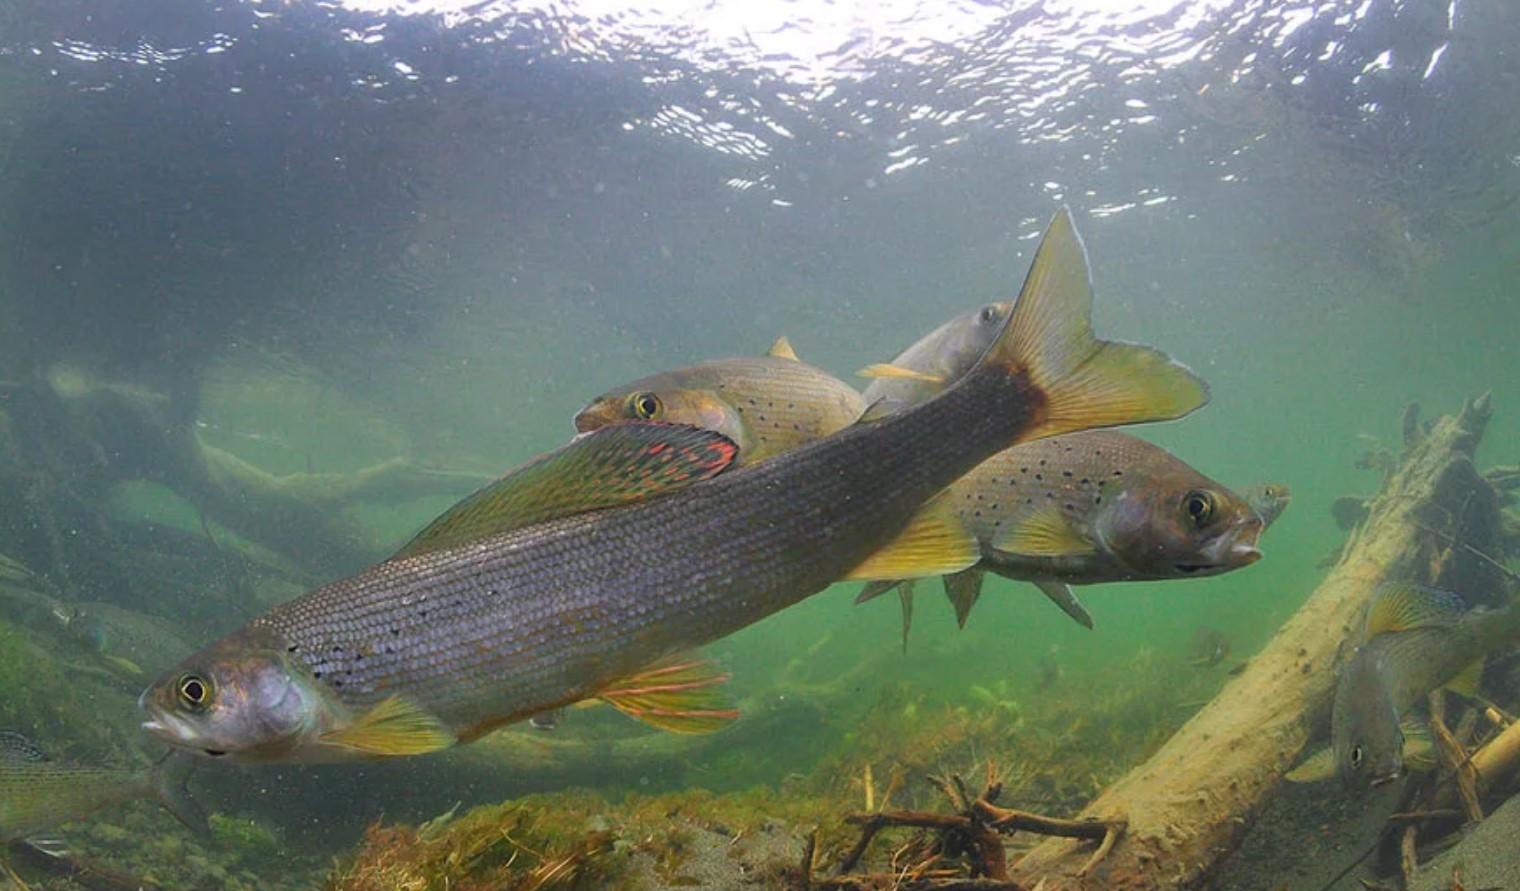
xmin=1010 ymin=395 xmax=1502 ymax=890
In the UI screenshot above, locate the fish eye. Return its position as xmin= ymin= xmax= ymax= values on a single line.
xmin=177 ymin=674 xmax=212 ymax=711
xmin=979 ymin=304 xmax=1000 ymax=323
xmin=629 ymin=392 xmax=662 ymax=420
xmin=1350 ymin=745 xmax=1364 ymax=768
xmin=1183 ymin=490 xmax=1215 ymax=527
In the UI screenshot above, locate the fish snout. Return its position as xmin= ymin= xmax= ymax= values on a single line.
xmin=572 ymin=401 xmax=618 ymax=434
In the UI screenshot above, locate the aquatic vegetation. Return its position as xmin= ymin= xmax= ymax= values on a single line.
xmin=326 ymin=786 xmax=853 ymax=891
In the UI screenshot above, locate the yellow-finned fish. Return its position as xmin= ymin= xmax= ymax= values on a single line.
xmin=573 ymin=337 xmax=864 ymax=465
xmin=1290 ymin=583 xmax=1520 ymax=793
xmin=140 ymin=208 xmax=1207 ymax=764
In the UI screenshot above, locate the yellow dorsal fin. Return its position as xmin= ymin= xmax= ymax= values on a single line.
xmin=1442 ymin=658 xmax=1484 ymax=697
xmin=991 ymin=505 xmax=1096 ymax=558
xmin=1285 ymin=746 xmax=1334 ymax=783
xmin=394 ymin=423 xmax=738 ymax=559
xmin=843 ymin=493 xmax=979 ymax=581
xmin=856 ymin=363 xmax=945 ymax=383
xmin=767 ymin=336 xmax=800 ymax=361
xmin=320 ymin=696 xmax=455 ymax=757
xmin=597 ymin=656 xmax=738 ymax=734
xmin=984 ymin=207 xmax=1209 ymax=443
xmin=1365 ymin=582 xmax=1467 ymax=636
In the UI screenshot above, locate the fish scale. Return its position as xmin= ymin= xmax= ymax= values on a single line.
xmin=0 ymin=761 xmax=151 ymax=842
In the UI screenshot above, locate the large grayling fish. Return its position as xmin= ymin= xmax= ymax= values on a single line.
xmin=0 ymin=732 xmax=204 ymax=853
xmin=140 ymin=208 xmax=1207 ymax=764
xmin=1326 ymin=582 xmax=1520 ymax=794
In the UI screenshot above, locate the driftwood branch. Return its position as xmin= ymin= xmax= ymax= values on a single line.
xmin=1009 ymin=396 xmax=1502 ymax=890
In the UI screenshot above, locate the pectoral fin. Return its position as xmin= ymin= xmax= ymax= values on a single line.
xmin=992 ymin=506 xmax=1096 ymax=558
xmin=320 ymin=696 xmax=456 ymax=757
xmin=1031 ymin=580 xmax=1094 ymax=630
xmin=394 ymin=423 xmax=738 ymax=559
xmin=767 ymin=336 xmax=800 ymax=361
xmin=598 ymin=656 xmax=738 ymax=735
xmin=844 ymin=495 xmax=979 ymax=581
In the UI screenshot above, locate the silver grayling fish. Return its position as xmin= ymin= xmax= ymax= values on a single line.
xmin=0 ymin=732 xmax=204 ymax=847
xmin=140 ymin=208 xmax=1208 ymax=764
xmin=1325 ymin=582 xmax=1520 ymax=794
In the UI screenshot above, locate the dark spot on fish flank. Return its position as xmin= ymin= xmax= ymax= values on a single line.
xmin=1113 ymin=470 xmax=1123 ymax=477
xmin=787 ymin=403 xmax=795 ymax=409
xmin=1039 ymin=459 xmax=1047 ymax=466
xmin=1065 ymin=446 xmax=1073 ymax=452
xmin=1064 ymin=503 xmax=1074 ymax=511
xmin=1026 ymin=498 xmax=1034 ymax=504
xmin=333 ymin=645 xmax=343 ymax=653
xmin=1063 ymin=471 xmax=1073 ymax=478
xmin=333 ymin=679 xmax=344 ymax=688
xmin=793 ymin=423 xmax=801 ymax=431
xmin=976 ymin=493 xmax=983 ymax=500
xmin=1020 ymin=467 xmax=1028 ymax=474
xmin=1095 ymin=496 xmax=1102 ymax=504
xmin=287 ymin=644 xmax=299 ymax=653
xmin=1046 ymin=493 xmax=1054 ymax=499
xmin=747 ymin=398 xmax=757 ymax=405
xmin=1080 ymin=477 xmax=1089 ymax=485
xmin=1095 ymin=450 xmax=1102 ymax=456
xmin=767 ymin=401 xmax=774 ymax=408
xmin=991 ymin=503 xmax=999 ymax=510
xmin=1035 ymin=474 xmax=1043 ymax=480
xmin=313 ymin=670 xmax=323 ymax=679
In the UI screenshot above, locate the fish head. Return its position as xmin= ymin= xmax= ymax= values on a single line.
xmin=1239 ymin=482 xmax=1292 ymax=529
xmin=575 ymin=369 xmax=753 ymax=455
xmin=140 ymin=630 xmax=330 ymax=762
xmin=862 ymin=302 xmax=1012 ymax=406
xmin=1332 ymin=646 xmax=1405 ymax=793
xmin=1096 ymin=476 xmax=1264 ymax=579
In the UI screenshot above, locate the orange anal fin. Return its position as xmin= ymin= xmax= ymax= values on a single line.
xmin=597 ymin=657 xmax=739 ymax=735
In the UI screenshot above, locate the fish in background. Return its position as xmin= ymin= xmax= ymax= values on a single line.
xmin=573 ymin=337 xmax=864 ymax=465
xmin=1287 ymin=582 xmax=1520 ymax=793
xmin=55 ymin=601 xmax=197 ymax=681
xmin=1187 ymin=626 xmax=1232 ymax=668
xmin=574 ymin=340 xmax=1278 ymax=653
xmin=139 ymin=208 xmax=1210 ymax=764
xmin=854 ymin=301 xmax=1275 ymax=645
xmin=0 ymin=732 xmax=204 ymax=887
xmin=1240 ymin=482 xmax=1291 ymax=528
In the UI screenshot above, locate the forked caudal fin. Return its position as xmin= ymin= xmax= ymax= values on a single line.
xmin=965 ymin=206 xmax=1209 ymax=443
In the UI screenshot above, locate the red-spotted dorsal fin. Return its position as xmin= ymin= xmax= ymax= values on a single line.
xmin=394 ymin=423 xmax=737 ymax=559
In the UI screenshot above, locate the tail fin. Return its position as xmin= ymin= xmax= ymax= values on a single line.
xmin=974 ymin=207 xmax=1209 ymax=442
xmin=150 ymin=751 xmax=208 ymax=836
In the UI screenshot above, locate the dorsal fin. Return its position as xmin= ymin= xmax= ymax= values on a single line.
xmin=767 ymin=336 xmax=800 ymax=361
xmin=0 ymin=731 xmax=49 ymax=762
xmin=1365 ymin=582 xmax=1468 ymax=636
xmin=394 ymin=423 xmax=738 ymax=559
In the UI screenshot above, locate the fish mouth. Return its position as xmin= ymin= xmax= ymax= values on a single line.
xmin=1178 ymin=538 xmax=1263 ymax=575
xmin=572 ymin=403 xmax=617 ymax=434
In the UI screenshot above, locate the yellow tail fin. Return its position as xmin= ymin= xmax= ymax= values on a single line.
xmin=980 ymin=207 xmax=1209 ymax=442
